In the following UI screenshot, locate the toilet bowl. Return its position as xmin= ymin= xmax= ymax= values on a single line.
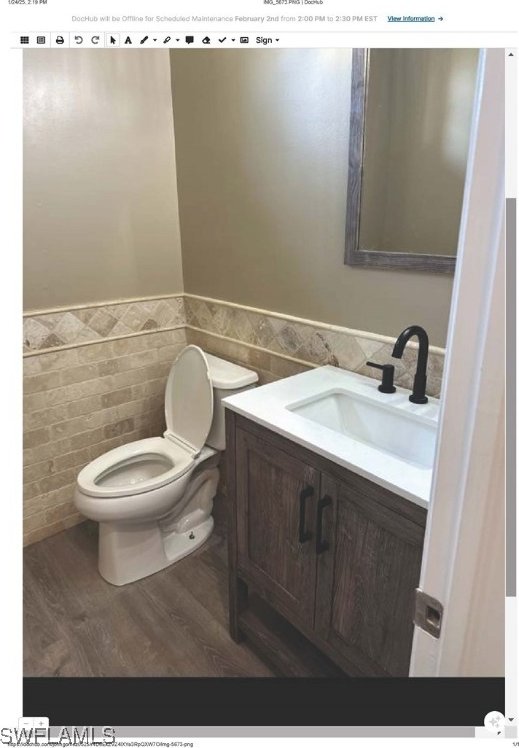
xmin=74 ymin=345 xmax=257 ymax=586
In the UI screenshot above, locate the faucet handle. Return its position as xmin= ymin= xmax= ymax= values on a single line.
xmin=366 ymin=361 xmax=396 ymax=394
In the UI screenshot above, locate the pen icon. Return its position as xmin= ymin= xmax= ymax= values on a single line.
xmin=140 ymin=36 xmax=148 ymax=44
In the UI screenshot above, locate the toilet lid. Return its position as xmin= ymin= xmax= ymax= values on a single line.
xmin=164 ymin=345 xmax=214 ymax=453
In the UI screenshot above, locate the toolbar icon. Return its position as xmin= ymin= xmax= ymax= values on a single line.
xmin=240 ymin=36 xmax=249 ymax=44
xmin=163 ymin=36 xmax=171 ymax=44
xmin=185 ymin=35 xmax=194 ymax=44
xmin=91 ymin=36 xmax=100 ymax=45
xmin=37 ymin=36 xmax=46 ymax=45
xmin=74 ymin=35 xmax=83 ymax=45
xmin=124 ymin=36 xmax=132 ymax=45
xmin=140 ymin=35 xmax=148 ymax=44
xmin=20 ymin=36 xmax=29 ymax=45
xmin=202 ymin=36 xmax=211 ymax=44
xmin=107 ymin=33 xmax=119 ymax=46
xmin=56 ymin=36 xmax=65 ymax=45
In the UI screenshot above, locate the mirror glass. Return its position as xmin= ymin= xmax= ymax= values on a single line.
xmin=347 ymin=49 xmax=480 ymax=271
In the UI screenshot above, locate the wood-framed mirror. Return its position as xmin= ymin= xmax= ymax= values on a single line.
xmin=345 ymin=48 xmax=480 ymax=273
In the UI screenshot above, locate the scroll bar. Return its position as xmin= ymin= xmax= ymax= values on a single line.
xmin=505 ymin=46 xmax=517 ymax=724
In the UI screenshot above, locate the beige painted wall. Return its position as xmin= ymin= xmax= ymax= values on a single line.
xmin=171 ymin=49 xmax=455 ymax=346
xmin=24 ymin=50 xmax=184 ymax=311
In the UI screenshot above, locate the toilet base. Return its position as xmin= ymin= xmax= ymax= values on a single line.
xmin=98 ymin=516 xmax=215 ymax=586
xmin=163 ymin=516 xmax=214 ymax=565
xmin=97 ymin=467 xmax=218 ymax=586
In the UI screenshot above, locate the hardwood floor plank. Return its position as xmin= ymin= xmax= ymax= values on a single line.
xmin=62 ymin=593 xmax=182 ymax=677
xmin=24 ymin=523 xmax=274 ymax=677
xmin=24 ymin=564 xmax=71 ymax=676
xmin=141 ymin=572 xmax=272 ymax=677
xmin=171 ymin=540 xmax=230 ymax=627
xmin=24 ymin=558 xmax=99 ymax=677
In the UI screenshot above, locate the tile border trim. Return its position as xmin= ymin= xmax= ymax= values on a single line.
xmin=23 ymin=296 xmax=186 ymax=354
xmin=23 ymin=291 xmax=446 ymax=395
xmin=24 ymin=292 xmax=447 ymax=357
xmin=186 ymin=325 xmax=319 ymax=369
xmin=183 ymin=296 xmax=445 ymax=397
xmin=23 ymin=325 xmax=186 ymax=358
xmin=184 ymin=293 xmax=446 ymax=356
xmin=23 ymin=293 xmax=184 ymax=318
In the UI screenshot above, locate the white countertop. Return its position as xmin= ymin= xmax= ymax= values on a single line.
xmin=223 ymin=366 xmax=440 ymax=509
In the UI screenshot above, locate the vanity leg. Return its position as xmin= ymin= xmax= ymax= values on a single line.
xmin=226 ymin=409 xmax=248 ymax=642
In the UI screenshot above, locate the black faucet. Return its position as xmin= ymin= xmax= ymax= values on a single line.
xmin=392 ymin=325 xmax=429 ymax=404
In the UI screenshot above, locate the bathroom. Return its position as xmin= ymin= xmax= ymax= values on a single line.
xmin=22 ymin=48 xmax=505 ymax=693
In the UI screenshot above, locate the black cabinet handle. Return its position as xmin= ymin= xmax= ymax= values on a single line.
xmin=298 ymin=485 xmax=313 ymax=543
xmin=316 ymin=495 xmax=332 ymax=554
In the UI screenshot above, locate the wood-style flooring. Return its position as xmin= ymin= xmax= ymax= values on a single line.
xmin=23 ymin=522 xmax=274 ymax=677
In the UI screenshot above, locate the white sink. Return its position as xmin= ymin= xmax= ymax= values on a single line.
xmin=286 ymin=388 xmax=436 ymax=469
xmin=223 ymin=365 xmax=440 ymax=508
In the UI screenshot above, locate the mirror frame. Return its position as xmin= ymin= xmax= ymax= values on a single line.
xmin=344 ymin=49 xmax=457 ymax=274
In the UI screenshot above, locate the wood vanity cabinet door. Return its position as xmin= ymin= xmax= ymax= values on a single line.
xmin=315 ymin=474 xmax=426 ymax=676
xmin=235 ymin=427 xmax=320 ymax=628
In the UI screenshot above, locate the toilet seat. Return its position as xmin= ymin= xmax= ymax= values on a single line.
xmin=77 ymin=437 xmax=195 ymax=499
xmin=77 ymin=345 xmax=215 ymax=500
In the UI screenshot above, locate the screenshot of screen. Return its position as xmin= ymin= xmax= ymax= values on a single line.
xmin=1 ymin=0 xmax=517 ymax=743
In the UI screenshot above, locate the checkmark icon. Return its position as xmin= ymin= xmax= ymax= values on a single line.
xmin=219 ymin=37 xmax=226 ymax=43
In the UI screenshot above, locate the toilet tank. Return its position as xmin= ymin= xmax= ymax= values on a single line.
xmin=204 ymin=353 xmax=258 ymax=450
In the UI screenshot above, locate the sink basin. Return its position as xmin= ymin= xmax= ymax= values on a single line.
xmin=287 ymin=388 xmax=436 ymax=468
xmin=223 ymin=365 xmax=440 ymax=507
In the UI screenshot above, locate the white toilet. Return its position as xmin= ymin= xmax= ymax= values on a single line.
xmin=74 ymin=345 xmax=257 ymax=586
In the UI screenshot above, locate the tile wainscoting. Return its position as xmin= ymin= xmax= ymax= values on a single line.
xmin=23 ymin=294 xmax=445 ymax=544
xmin=23 ymin=296 xmax=185 ymax=353
xmin=183 ymin=295 xmax=445 ymax=397
xmin=23 ymin=324 xmax=187 ymax=545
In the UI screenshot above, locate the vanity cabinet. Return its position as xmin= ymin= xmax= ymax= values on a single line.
xmin=226 ymin=412 xmax=427 ymax=677
xmin=235 ymin=428 xmax=319 ymax=628
xmin=314 ymin=474 xmax=426 ymax=676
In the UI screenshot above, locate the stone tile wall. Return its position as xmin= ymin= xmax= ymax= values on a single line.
xmin=23 ymin=293 xmax=445 ymax=545
xmin=23 ymin=328 xmax=187 ymax=545
xmin=184 ymin=296 xmax=445 ymax=397
xmin=24 ymin=296 xmax=185 ymax=353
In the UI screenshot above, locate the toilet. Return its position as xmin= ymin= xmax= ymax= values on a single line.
xmin=74 ymin=345 xmax=258 ymax=586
